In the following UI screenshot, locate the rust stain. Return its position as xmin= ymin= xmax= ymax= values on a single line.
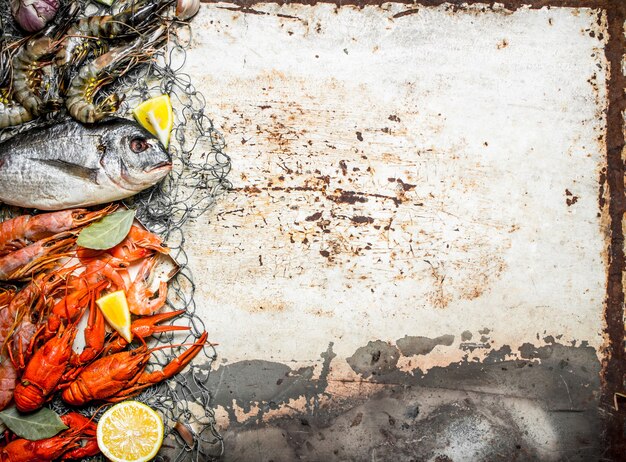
xmin=425 ymin=261 xmax=452 ymax=309
xmin=327 ymin=189 xmax=369 ymax=205
xmin=387 ymin=177 xmax=416 ymax=192
xmin=392 ymin=8 xmax=419 ymax=19
xmin=339 ymin=160 xmax=348 ymax=176
xmin=598 ymin=167 xmax=607 ymax=208
xmin=244 ymin=299 xmax=288 ymax=313
xmin=350 ymin=216 xmax=374 ymax=225
xmin=308 ymin=308 xmax=334 ymax=318
xmin=327 ymin=189 xmax=402 ymax=207
xmin=457 ymin=258 xmax=507 ymax=301
xmin=319 ymin=238 xmax=356 ymax=262
xmin=306 ymin=211 xmax=324 ymax=221
xmin=201 ymin=0 xmax=608 ymax=9
xmin=217 ymin=5 xmax=302 ymax=20
xmin=565 ymin=189 xmax=579 ymax=206
xmin=243 ymin=185 xmax=262 ymax=194
xmin=350 ymin=412 xmax=363 ymax=427
xmin=601 ymin=0 xmax=626 ymax=459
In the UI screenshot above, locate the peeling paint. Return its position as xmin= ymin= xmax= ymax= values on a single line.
xmin=396 ymin=334 xmax=455 ymax=356
xmin=197 ymin=340 xmax=601 ymax=461
xmin=346 ymin=340 xmax=400 ymax=378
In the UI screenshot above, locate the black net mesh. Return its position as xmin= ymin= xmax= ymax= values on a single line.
xmin=0 ymin=1 xmax=230 ymax=460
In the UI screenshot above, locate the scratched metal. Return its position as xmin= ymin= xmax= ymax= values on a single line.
xmin=176 ymin=3 xmax=608 ymax=457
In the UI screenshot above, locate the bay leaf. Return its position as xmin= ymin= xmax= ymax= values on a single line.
xmin=76 ymin=208 xmax=135 ymax=250
xmin=0 ymin=406 xmax=67 ymax=441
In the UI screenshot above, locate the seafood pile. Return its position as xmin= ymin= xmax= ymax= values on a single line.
xmin=0 ymin=0 xmax=199 ymax=129
xmin=0 ymin=205 xmax=208 ymax=460
xmin=0 ymin=0 xmax=228 ymax=458
xmin=1 ymin=411 xmax=99 ymax=461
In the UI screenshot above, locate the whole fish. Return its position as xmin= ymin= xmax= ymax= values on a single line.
xmin=0 ymin=118 xmax=172 ymax=210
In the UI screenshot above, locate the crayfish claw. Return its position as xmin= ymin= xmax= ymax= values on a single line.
xmin=139 ymin=331 xmax=208 ymax=384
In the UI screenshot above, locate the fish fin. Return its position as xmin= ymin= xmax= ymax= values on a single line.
xmin=31 ymin=158 xmax=100 ymax=185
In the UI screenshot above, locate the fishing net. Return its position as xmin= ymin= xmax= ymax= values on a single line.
xmin=0 ymin=1 xmax=231 ymax=460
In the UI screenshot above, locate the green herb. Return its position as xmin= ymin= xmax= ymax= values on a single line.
xmin=77 ymin=208 xmax=135 ymax=250
xmin=0 ymin=406 xmax=68 ymax=441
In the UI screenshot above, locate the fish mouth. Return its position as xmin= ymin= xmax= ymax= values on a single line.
xmin=147 ymin=161 xmax=173 ymax=172
xmin=118 ymin=161 xmax=172 ymax=191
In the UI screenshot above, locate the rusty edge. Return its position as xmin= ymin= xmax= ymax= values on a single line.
xmin=200 ymin=0 xmax=609 ymax=10
xmin=200 ymin=0 xmax=626 ymax=457
xmin=603 ymin=0 xmax=626 ymax=459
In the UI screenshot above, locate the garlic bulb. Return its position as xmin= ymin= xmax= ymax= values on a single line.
xmin=176 ymin=0 xmax=200 ymax=21
xmin=10 ymin=0 xmax=59 ymax=33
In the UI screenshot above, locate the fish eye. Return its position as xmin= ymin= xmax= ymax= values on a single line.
xmin=130 ymin=138 xmax=149 ymax=153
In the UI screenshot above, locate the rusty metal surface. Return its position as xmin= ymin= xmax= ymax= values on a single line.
xmin=169 ymin=1 xmax=625 ymax=460
xmin=599 ymin=3 xmax=626 ymax=458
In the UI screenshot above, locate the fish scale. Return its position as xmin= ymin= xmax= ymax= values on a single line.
xmin=0 ymin=117 xmax=172 ymax=210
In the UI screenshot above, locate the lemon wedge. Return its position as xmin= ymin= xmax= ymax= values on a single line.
xmin=133 ymin=94 xmax=174 ymax=148
xmin=96 ymin=290 xmax=132 ymax=343
xmin=97 ymin=401 xmax=164 ymax=462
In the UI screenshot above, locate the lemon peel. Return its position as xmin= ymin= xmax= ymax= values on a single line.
xmin=97 ymin=401 xmax=164 ymax=462
xmin=95 ymin=290 xmax=132 ymax=343
xmin=133 ymin=94 xmax=174 ymax=148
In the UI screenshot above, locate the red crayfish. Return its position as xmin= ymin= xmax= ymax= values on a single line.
xmin=0 ymin=412 xmax=98 ymax=462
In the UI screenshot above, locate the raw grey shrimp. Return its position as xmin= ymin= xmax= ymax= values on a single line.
xmin=0 ymin=42 xmax=34 ymax=128
xmin=0 ymin=95 xmax=33 ymax=129
xmin=56 ymin=0 xmax=172 ymax=70
xmin=66 ymin=27 xmax=165 ymax=124
xmin=11 ymin=36 xmax=56 ymax=117
xmin=0 ymin=41 xmax=10 ymax=87
xmin=64 ymin=47 xmax=125 ymax=123
xmin=10 ymin=6 xmax=79 ymax=117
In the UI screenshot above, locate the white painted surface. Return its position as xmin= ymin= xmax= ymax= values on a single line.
xmin=179 ymin=3 xmax=608 ymax=370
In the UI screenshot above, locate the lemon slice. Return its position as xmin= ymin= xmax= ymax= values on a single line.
xmin=96 ymin=290 xmax=132 ymax=343
xmin=133 ymin=94 xmax=173 ymax=148
xmin=97 ymin=401 xmax=164 ymax=462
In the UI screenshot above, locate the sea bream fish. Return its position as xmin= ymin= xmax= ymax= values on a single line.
xmin=0 ymin=118 xmax=172 ymax=210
